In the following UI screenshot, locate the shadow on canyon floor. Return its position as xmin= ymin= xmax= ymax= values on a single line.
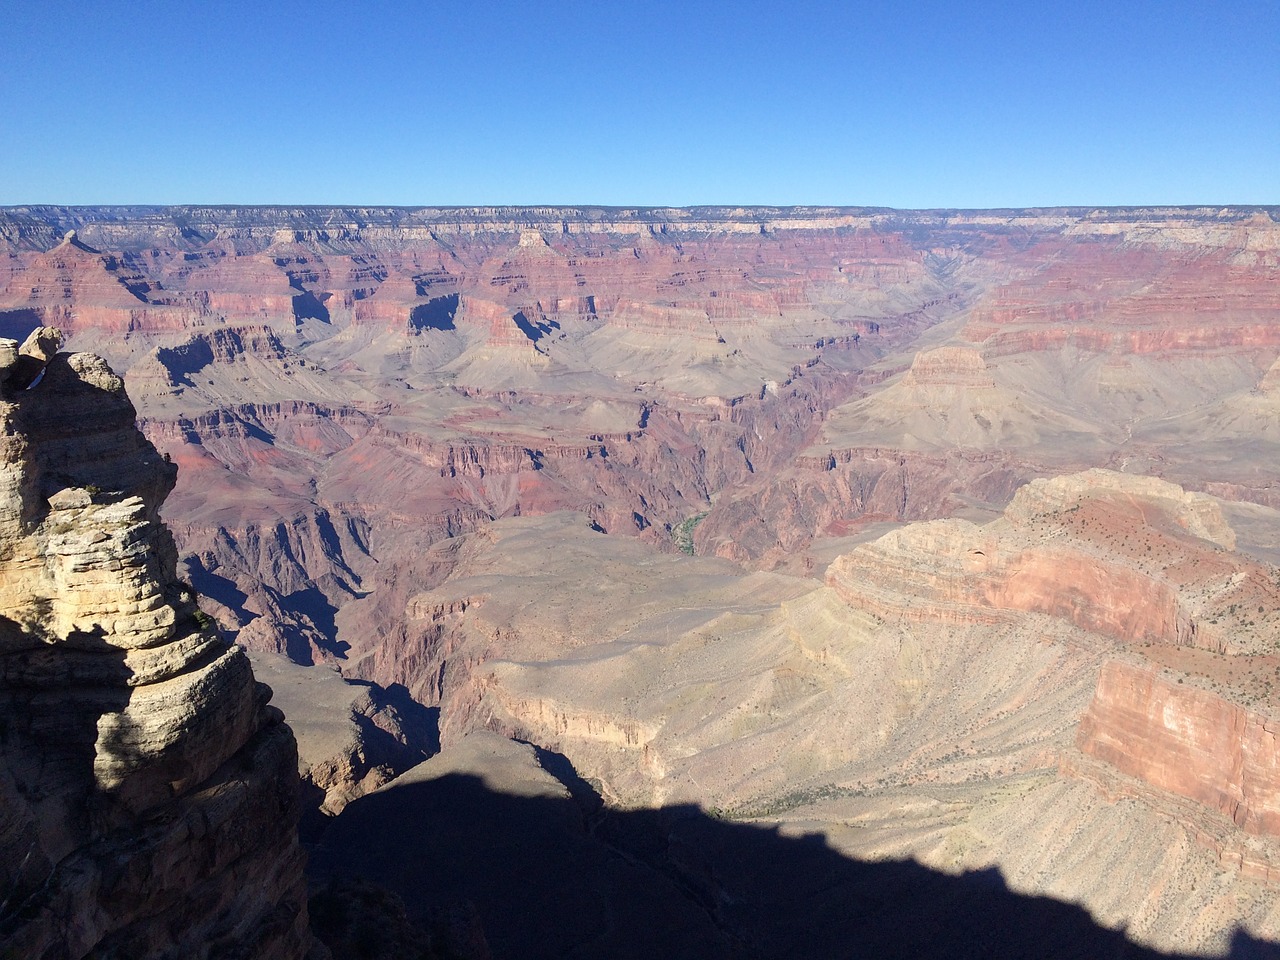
xmin=298 ymin=683 xmax=441 ymax=847
xmin=352 ymin=681 xmax=442 ymax=762
xmin=188 ymin=559 xmax=352 ymax=664
xmin=308 ymin=753 xmax=1280 ymax=960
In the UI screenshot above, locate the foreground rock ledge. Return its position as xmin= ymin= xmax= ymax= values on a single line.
xmin=0 ymin=328 xmax=311 ymax=959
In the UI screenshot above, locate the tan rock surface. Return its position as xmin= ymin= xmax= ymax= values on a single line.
xmin=816 ymin=344 xmax=1104 ymax=455
xmin=0 ymin=338 xmax=311 ymax=958
xmin=376 ymin=481 xmax=1280 ymax=953
xmin=248 ymin=650 xmax=438 ymax=815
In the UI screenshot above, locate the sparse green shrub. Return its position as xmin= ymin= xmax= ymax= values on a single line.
xmin=673 ymin=511 xmax=710 ymax=555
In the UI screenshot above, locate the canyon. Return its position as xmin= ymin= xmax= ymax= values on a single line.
xmin=1 ymin=204 xmax=1279 ymax=958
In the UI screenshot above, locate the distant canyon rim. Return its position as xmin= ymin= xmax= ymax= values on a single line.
xmin=2 ymin=203 xmax=1279 ymax=958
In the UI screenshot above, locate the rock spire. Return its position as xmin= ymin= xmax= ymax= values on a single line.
xmin=0 ymin=328 xmax=312 ymax=958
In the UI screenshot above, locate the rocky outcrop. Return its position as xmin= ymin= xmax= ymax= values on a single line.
xmin=247 ymin=652 xmax=439 ymax=817
xmin=0 ymin=329 xmax=311 ymax=958
xmin=826 ymin=470 xmax=1265 ymax=652
xmin=1077 ymin=659 xmax=1280 ymax=837
xmin=900 ymin=345 xmax=996 ymax=388
xmin=820 ymin=469 xmax=1280 ymax=888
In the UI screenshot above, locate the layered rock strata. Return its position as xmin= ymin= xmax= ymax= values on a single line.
xmin=0 ymin=329 xmax=311 ymax=959
xmin=321 ymin=504 xmax=1280 ymax=952
xmin=825 ymin=469 xmax=1280 ymax=859
xmin=1076 ymin=659 xmax=1280 ymax=839
xmin=826 ymin=470 xmax=1259 ymax=651
xmin=4 ymin=204 xmax=1277 ymax=665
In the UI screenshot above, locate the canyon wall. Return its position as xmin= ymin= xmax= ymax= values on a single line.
xmin=1077 ymin=659 xmax=1280 ymax=838
xmin=318 ymin=487 xmax=1280 ymax=953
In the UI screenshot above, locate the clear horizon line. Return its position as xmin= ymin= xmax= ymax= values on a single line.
xmin=2 ymin=201 xmax=1278 ymax=214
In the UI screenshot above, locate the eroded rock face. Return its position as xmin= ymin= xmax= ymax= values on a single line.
xmin=1078 ymin=659 xmax=1280 ymax=838
xmin=0 ymin=333 xmax=311 ymax=959
xmin=5 ymin=205 xmax=1278 ymax=664
xmin=819 ymin=468 xmax=1280 ymax=871
xmin=318 ymin=505 xmax=1280 ymax=953
xmin=826 ymin=470 xmax=1268 ymax=653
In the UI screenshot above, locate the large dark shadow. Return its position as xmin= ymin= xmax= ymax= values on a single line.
xmin=153 ymin=337 xmax=217 ymax=388
xmin=0 ymin=619 xmax=136 ymax=934
xmin=184 ymin=558 xmax=251 ymax=619
xmin=341 ymin=681 xmax=441 ymax=781
xmin=409 ymin=294 xmax=460 ymax=332
xmin=184 ymin=560 xmax=351 ymax=665
xmin=292 ymin=290 xmax=331 ymax=324
xmin=310 ymin=760 xmax=1280 ymax=960
xmin=298 ymin=685 xmax=441 ymax=848
xmin=511 ymin=310 xmax=559 ymax=343
xmin=279 ymin=585 xmax=350 ymax=661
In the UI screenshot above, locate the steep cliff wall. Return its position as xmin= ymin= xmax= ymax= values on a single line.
xmin=0 ymin=329 xmax=311 ymax=959
xmin=1077 ymin=659 xmax=1280 ymax=839
xmin=819 ymin=469 xmax=1280 ymax=889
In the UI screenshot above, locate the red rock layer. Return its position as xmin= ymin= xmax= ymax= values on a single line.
xmin=962 ymin=243 xmax=1280 ymax=357
xmin=1077 ymin=660 xmax=1280 ymax=836
xmin=827 ymin=521 xmax=1195 ymax=644
xmin=825 ymin=472 xmax=1267 ymax=653
xmin=0 ymin=211 xmax=953 ymax=340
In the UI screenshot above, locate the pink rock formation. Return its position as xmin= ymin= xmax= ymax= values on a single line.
xmin=962 ymin=243 xmax=1280 ymax=357
xmin=1078 ymin=659 xmax=1280 ymax=836
xmin=827 ymin=471 xmax=1267 ymax=652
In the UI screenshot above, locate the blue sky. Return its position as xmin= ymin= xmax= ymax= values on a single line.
xmin=1 ymin=1 xmax=1275 ymax=207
